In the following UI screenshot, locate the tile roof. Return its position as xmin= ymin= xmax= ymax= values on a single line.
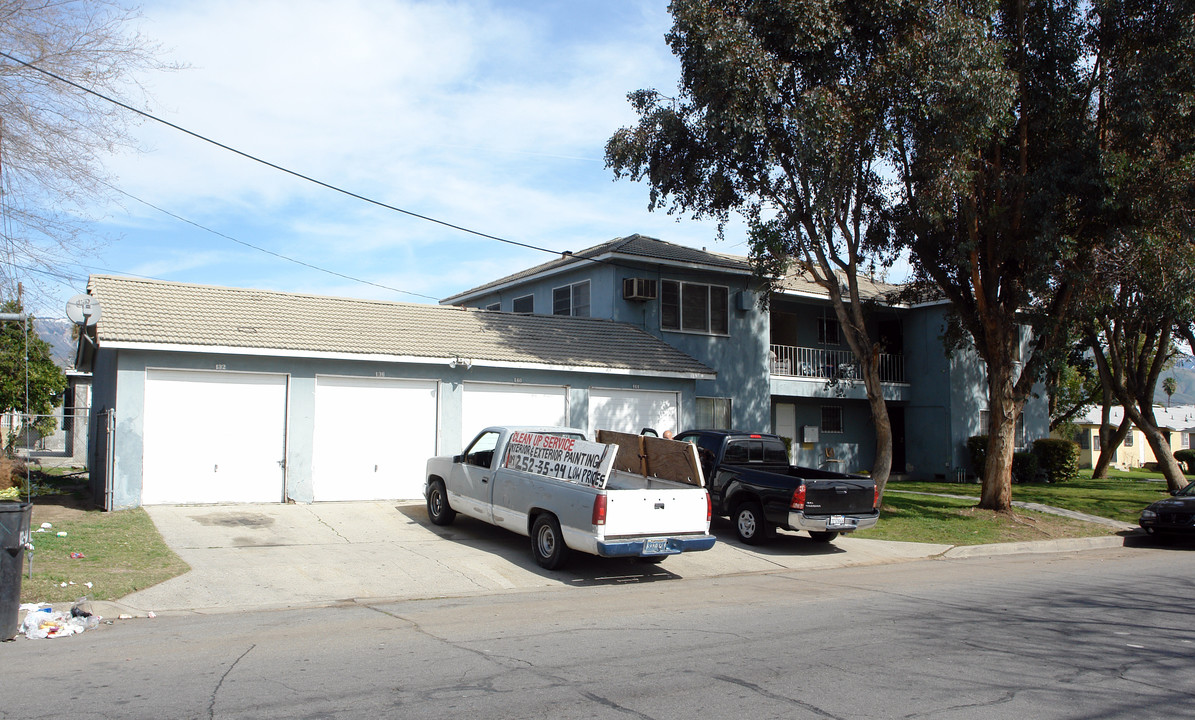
xmin=1075 ymin=404 xmax=1195 ymax=431
xmin=775 ymin=265 xmax=902 ymax=302
xmin=441 ymin=234 xmax=753 ymax=304
xmin=85 ymin=275 xmax=715 ymax=377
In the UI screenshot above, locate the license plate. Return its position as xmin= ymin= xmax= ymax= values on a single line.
xmin=643 ymin=539 xmax=668 ymax=554
xmin=829 ymin=515 xmax=857 ymax=528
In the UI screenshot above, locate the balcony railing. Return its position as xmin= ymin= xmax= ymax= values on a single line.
xmin=769 ymin=344 xmax=906 ymax=384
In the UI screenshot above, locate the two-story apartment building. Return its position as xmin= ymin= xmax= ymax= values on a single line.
xmin=444 ymin=234 xmax=1050 ymax=479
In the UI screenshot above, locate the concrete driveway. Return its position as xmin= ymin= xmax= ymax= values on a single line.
xmin=116 ymin=501 xmax=953 ymax=615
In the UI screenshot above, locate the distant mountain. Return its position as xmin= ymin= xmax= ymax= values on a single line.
xmin=33 ymin=317 xmax=78 ymax=369
xmin=1157 ymin=362 xmax=1195 ymax=407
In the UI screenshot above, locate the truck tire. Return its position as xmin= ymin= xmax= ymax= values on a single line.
xmin=426 ymin=479 xmax=456 ymax=526
xmin=809 ymin=531 xmax=839 ymax=543
xmin=532 ymin=514 xmax=570 ymax=570
xmin=733 ymin=501 xmax=768 ymax=545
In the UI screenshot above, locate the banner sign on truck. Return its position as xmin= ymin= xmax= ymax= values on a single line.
xmin=503 ymin=431 xmax=618 ymax=488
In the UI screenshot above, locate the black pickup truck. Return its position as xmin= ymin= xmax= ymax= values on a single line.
xmin=675 ymin=430 xmax=879 ymax=545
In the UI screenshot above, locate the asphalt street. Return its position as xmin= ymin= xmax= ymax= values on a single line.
xmin=1 ymin=545 xmax=1192 ymax=719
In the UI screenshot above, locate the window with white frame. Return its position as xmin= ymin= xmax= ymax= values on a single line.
xmin=660 ymin=280 xmax=729 ymax=335
xmin=696 ymin=397 xmax=732 ymax=430
xmin=1125 ymin=430 xmax=1134 ymax=447
xmin=512 ymin=294 xmax=534 ymax=313
xmin=1092 ymin=430 xmax=1101 ymax=451
xmin=821 ymin=405 xmax=844 ymax=434
xmin=1184 ymin=432 xmax=1191 ymax=450
xmin=484 ymin=302 xmax=500 ymax=311
xmin=552 ymin=281 xmax=590 ymax=317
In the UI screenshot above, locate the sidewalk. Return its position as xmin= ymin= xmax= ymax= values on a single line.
xmin=72 ymin=499 xmax=1134 ymax=619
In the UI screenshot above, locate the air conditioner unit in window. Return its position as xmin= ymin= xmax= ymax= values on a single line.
xmin=622 ymin=277 xmax=658 ymax=301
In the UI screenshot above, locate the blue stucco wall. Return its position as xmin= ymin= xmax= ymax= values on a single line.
xmin=461 ymin=261 xmax=771 ymax=431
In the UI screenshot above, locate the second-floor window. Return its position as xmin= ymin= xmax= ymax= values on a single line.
xmin=512 ymin=295 xmax=534 ymax=313
xmin=661 ymin=280 xmax=729 ymax=335
xmin=553 ymin=281 xmax=590 ymax=317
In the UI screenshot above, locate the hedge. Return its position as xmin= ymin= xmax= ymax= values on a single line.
xmin=1032 ymin=438 xmax=1080 ymax=484
xmin=1175 ymin=449 xmax=1195 ymax=474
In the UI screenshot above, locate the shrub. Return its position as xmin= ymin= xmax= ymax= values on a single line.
xmin=967 ymin=435 xmax=987 ymax=473
xmin=1174 ymin=449 xmax=1195 ymax=474
xmin=0 ymin=456 xmax=23 ymax=490
xmin=1012 ymin=451 xmax=1039 ymax=483
xmin=1033 ymin=438 xmax=1080 ymax=483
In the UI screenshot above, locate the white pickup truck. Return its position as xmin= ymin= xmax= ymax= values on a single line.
xmin=424 ymin=426 xmax=716 ymax=569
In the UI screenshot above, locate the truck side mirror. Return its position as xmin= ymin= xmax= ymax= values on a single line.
xmin=452 ymin=454 xmax=463 ymax=464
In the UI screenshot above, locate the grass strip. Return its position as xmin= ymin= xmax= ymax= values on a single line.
xmin=19 ymin=506 xmax=190 ymax=604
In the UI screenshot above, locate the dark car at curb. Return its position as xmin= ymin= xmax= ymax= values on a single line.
xmin=1139 ymin=482 xmax=1195 ymax=540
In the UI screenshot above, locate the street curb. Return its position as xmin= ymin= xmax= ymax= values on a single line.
xmin=941 ymin=534 xmax=1133 ymax=559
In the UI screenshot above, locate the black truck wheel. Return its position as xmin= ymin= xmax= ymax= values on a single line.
xmin=532 ymin=513 xmax=570 ymax=570
xmin=809 ymin=531 xmax=839 ymax=543
xmin=426 ymin=479 xmax=456 ymax=526
xmin=733 ymin=501 xmax=768 ymax=545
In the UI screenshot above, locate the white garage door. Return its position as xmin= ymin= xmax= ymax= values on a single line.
xmin=142 ymin=369 xmax=288 ymax=505
xmin=588 ymin=388 xmax=679 ymax=436
xmin=461 ymin=382 xmax=568 ymax=444
xmin=312 ymin=376 xmax=438 ymax=501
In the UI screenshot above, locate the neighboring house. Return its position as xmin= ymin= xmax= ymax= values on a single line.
xmin=1068 ymin=405 xmax=1195 ymax=470
xmin=75 ymin=275 xmax=712 ymax=509
xmin=444 ymin=234 xmax=1050 ymax=479
xmin=3 ymin=371 xmax=90 ymax=469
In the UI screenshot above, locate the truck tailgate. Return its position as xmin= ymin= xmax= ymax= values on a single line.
xmin=602 ymin=487 xmax=710 ymax=537
xmin=804 ymin=479 xmax=875 ymax=515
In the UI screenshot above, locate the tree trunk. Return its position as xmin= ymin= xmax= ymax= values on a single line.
xmin=1092 ymin=416 xmax=1131 ymax=479
xmin=979 ymin=363 xmax=1018 ymax=511
xmin=1123 ymin=404 xmax=1190 ymax=493
xmin=862 ymin=355 xmax=892 ymax=499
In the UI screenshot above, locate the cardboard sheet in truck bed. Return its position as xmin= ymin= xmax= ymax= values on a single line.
xmin=596 ymin=430 xmax=705 ymax=487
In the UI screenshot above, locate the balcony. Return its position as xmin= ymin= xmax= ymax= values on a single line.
xmin=769 ymin=344 xmax=906 ymax=384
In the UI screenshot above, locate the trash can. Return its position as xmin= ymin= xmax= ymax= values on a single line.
xmin=0 ymin=502 xmax=32 ymax=640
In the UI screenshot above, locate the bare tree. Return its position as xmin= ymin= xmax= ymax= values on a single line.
xmin=0 ymin=0 xmax=172 ymax=306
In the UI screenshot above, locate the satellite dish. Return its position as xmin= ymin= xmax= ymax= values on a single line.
xmin=65 ymin=294 xmax=102 ymax=326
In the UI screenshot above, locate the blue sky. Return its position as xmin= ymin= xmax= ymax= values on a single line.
xmin=35 ymin=0 xmax=755 ymax=317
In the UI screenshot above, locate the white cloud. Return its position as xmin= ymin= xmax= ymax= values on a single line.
xmin=75 ymin=0 xmax=746 ymax=310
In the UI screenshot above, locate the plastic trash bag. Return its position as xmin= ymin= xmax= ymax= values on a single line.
xmin=20 ymin=606 xmax=100 ymax=639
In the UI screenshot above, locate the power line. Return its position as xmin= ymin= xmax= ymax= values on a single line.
xmin=100 ymin=181 xmax=440 ymax=301
xmin=0 ymin=49 xmax=562 ymax=258
xmin=0 ymin=49 xmax=662 ymax=298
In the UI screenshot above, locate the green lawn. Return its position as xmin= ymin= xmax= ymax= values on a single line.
xmin=884 ymin=470 xmax=1176 ymax=525
xmin=20 ymin=504 xmax=190 ymax=604
xmin=853 ymin=492 xmax=1121 ymax=544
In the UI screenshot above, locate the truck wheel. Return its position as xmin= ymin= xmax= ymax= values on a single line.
xmin=733 ymin=501 xmax=768 ymax=545
xmin=426 ymin=479 xmax=456 ymax=526
xmin=532 ymin=514 xmax=570 ymax=570
xmin=809 ymin=531 xmax=839 ymax=543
